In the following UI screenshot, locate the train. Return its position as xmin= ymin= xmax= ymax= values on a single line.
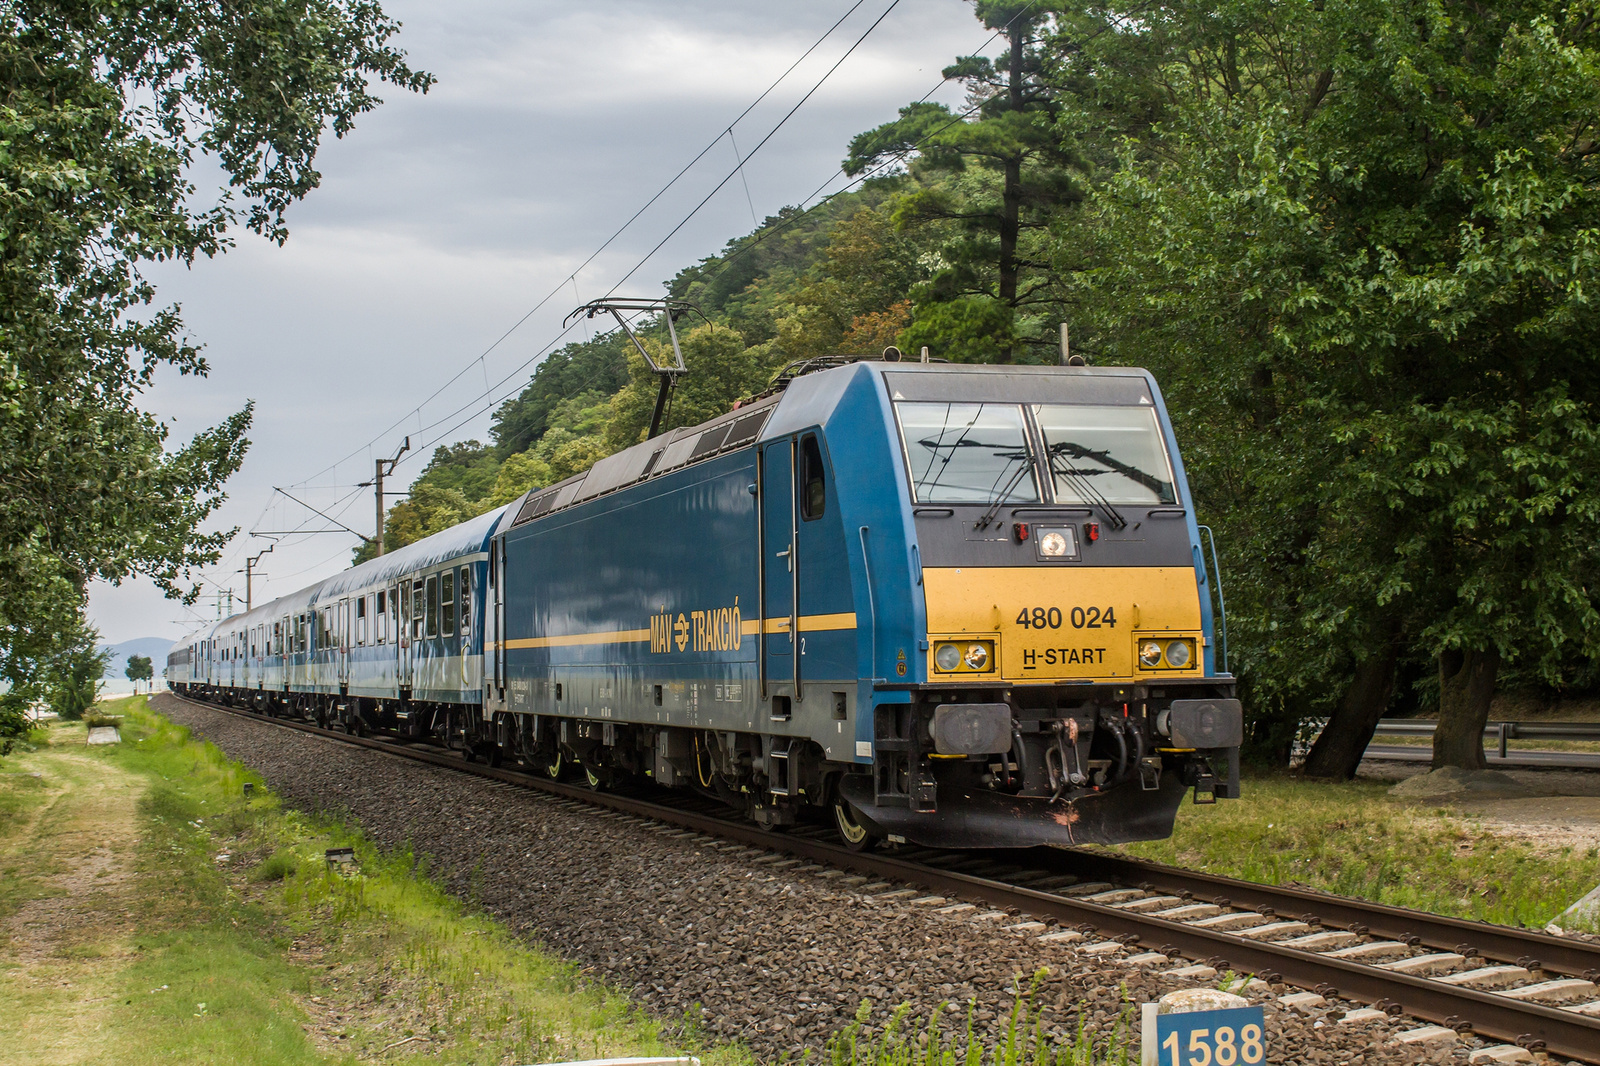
xmin=168 ymin=355 xmax=1242 ymax=850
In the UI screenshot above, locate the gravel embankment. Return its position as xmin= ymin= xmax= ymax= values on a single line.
xmin=154 ymin=695 xmax=1520 ymax=1064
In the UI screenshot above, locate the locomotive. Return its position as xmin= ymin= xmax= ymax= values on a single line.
xmin=169 ymin=353 xmax=1242 ymax=850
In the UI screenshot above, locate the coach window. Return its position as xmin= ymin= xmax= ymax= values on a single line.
xmin=425 ymin=574 xmax=439 ymax=638
xmin=458 ymin=566 xmax=471 ymax=636
xmin=800 ymin=434 xmax=826 ymax=520
xmin=356 ymin=596 xmax=368 ymax=646
xmin=441 ymin=569 xmax=456 ymax=637
xmin=375 ymin=591 xmax=387 ymax=644
xmin=412 ymin=581 xmax=425 ymax=639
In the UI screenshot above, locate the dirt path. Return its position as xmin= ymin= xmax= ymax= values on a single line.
xmin=0 ymin=742 xmax=147 ymax=1064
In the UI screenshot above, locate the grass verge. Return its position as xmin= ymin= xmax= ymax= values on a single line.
xmin=0 ymin=695 xmax=721 ymax=1065
xmin=1109 ymin=772 xmax=1600 ymax=927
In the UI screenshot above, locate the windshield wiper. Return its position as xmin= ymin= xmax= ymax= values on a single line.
xmin=1050 ymin=439 xmax=1172 ymax=500
xmin=975 ymin=451 xmax=1033 ymax=530
xmin=1048 ymin=448 xmax=1128 ymax=531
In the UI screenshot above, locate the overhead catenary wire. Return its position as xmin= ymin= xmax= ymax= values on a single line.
xmin=366 ymin=0 xmax=909 ymax=477
xmin=378 ymin=0 xmax=921 ymax=467
xmin=282 ymin=0 xmax=877 ymax=493
xmin=692 ymin=3 xmax=1050 ymax=295
xmin=601 ymin=0 xmax=906 ymax=298
xmin=199 ymin=6 xmax=1027 ymax=603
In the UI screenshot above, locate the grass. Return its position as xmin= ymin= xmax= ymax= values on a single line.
xmin=0 ymin=695 xmax=725 ymax=1065
xmin=828 ymin=973 xmax=1137 ymax=1066
xmin=1108 ymin=772 xmax=1600 ymax=928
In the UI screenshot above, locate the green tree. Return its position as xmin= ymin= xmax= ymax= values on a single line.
xmin=125 ymin=654 xmax=153 ymax=695
xmin=846 ymin=1 xmax=1080 ymax=362
xmin=2 ymin=2 xmax=430 ymax=712
xmin=1062 ymin=0 xmax=1600 ymax=770
xmin=490 ymin=333 xmax=630 ymax=458
xmin=0 ymin=694 xmax=27 ymax=756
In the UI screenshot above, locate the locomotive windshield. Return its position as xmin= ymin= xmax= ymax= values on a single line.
xmin=895 ymin=400 xmax=1176 ymax=506
xmin=896 ymin=402 xmax=1042 ymax=504
xmin=1034 ymin=404 xmax=1177 ymax=506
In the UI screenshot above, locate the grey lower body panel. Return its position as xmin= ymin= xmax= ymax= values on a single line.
xmin=840 ymin=773 xmax=1187 ymax=849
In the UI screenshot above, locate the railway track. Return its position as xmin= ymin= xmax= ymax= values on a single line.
xmin=167 ymin=693 xmax=1600 ymax=1063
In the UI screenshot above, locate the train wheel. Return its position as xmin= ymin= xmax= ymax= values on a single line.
xmin=833 ymin=798 xmax=877 ymax=852
xmin=581 ymin=762 xmax=606 ymax=791
xmin=542 ymin=749 xmax=565 ymax=780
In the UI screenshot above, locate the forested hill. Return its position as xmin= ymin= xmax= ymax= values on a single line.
xmin=364 ymin=0 xmax=1600 ymax=774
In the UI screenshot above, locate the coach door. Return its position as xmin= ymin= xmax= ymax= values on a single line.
xmin=400 ymin=579 xmax=416 ymax=690
xmin=337 ymin=598 xmax=350 ymax=687
xmin=760 ymin=437 xmax=799 ymax=698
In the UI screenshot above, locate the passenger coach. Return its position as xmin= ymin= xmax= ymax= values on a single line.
xmin=169 ymin=506 xmax=505 ymax=743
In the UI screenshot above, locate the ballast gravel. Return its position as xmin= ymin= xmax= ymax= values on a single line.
xmin=154 ymin=697 xmax=1551 ymax=1065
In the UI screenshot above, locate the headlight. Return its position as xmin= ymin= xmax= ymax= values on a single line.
xmin=933 ymin=640 xmax=994 ymax=673
xmin=1164 ymin=640 xmax=1192 ymax=668
xmin=1139 ymin=640 xmax=1163 ymax=668
xmin=1035 ymin=526 xmax=1077 ymax=560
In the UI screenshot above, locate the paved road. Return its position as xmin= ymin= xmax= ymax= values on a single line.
xmin=1363 ymin=744 xmax=1600 ymax=770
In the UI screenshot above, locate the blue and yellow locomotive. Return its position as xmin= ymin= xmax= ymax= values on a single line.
xmin=171 ymin=354 xmax=1240 ymax=849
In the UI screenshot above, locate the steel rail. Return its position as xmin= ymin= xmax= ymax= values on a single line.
xmin=1052 ymin=850 xmax=1600 ymax=980
xmin=164 ymin=694 xmax=1600 ymax=1063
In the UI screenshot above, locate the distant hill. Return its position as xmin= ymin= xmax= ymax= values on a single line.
xmin=97 ymin=637 xmax=176 ymax=680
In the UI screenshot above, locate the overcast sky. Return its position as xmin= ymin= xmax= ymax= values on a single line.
xmin=87 ymin=0 xmax=990 ymax=646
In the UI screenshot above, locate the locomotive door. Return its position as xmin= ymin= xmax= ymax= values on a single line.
xmin=491 ymin=539 xmax=505 ymax=699
xmin=760 ymin=438 xmax=799 ymax=695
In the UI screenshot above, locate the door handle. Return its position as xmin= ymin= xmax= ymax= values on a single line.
xmin=776 ymin=544 xmax=793 ymax=572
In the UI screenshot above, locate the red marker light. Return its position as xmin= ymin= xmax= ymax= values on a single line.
xmin=1012 ymin=522 xmax=1030 ymax=543
xmin=1085 ymin=522 xmax=1100 ymax=543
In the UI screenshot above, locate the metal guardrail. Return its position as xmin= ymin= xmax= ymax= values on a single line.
xmin=1371 ymin=719 xmax=1600 ymax=758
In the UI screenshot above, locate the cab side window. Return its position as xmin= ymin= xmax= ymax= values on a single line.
xmin=800 ymin=434 xmax=827 ymax=520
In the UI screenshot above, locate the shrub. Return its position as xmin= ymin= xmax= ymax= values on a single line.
xmin=249 ymin=850 xmax=299 ymax=883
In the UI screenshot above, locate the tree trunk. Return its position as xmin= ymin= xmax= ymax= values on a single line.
xmin=1301 ymin=640 xmax=1399 ymax=779
xmin=995 ymin=26 xmax=1025 ymax=364
xmin=1432 ymin=647 xmax=1500 ymax=770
